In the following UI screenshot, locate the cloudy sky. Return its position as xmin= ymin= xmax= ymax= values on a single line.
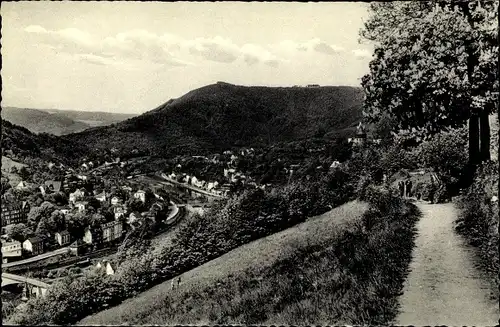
xmin=1 ymin=1 xmax=373 ymax=114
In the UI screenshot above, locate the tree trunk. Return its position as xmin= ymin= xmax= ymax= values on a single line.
xmin=480 ymin=111 xmax=490 ymax=162
xmin=469 ymin=115 xmax=480 ymax=165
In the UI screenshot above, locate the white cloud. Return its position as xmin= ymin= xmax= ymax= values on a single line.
xmin=24 ymin=25 xmax=47 ymax=33
xmin=23 ymin=25 xmax=365 ymax=69
xmin=273 ymin=38 xmax=345 ymax=56
xmin=352 ymin=48 xmax=372 ymax=58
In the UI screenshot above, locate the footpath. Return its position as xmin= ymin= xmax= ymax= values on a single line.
xmin=395 ymin=202 xmax=499 ymax=326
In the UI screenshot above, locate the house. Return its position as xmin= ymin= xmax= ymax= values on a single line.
xmin=1 ymin=204 xmax=28 ymax=226
xmin=121 ymin=185 xmax=133 ymax=192
xmin=102 ymin=221 xmax=123 ymax=243
xmin=2 ymin=240 xmax=22 ymax=263
xmin=96 ymin=260 xmax=115 ymax=275
xmin=111 ymin=196 xmax=122 ymax=206
xmin=127 ymin=212 xmax=140 ymax=224
xmin=60 ymin=207 xmax=71 ymax=215
xmin=330 ymin=160 xmax=341 ymax=169
xmin=113 ymin=206 xmax=126 ymax=220
xmin=70 ymin=189 xmax=86 ymax=204
xmin=77 ymin=174 xmax=88 ymax=181
xmin=69 ymin=239 xmax=86 ymax=256
xmin=15 ymin=181 xmax=28 ymax=191
xmin=44 ymin=180 xmax=62 ymax=193
xmin=74 ymin=201 xmax=88 ymax=213
xmin=23 ymin=237 xmax=44 ymax=255
xmin=348 ymin=122 xmax=367 ymax=146
xmin=95 ymin=192 xmax=107 ymax=202
xmin=55 ymin=230 xmax=71 ymax=246
xmin=134 ymin=190 xmax=146 ymax=203
xmin=21 ymin=201 xmax=31 ymax=215
xmin=83 ymin=226 xmax=103 ymax=245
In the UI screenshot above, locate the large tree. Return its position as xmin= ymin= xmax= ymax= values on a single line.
xmin=361 ymin=1 xmax=498 ymax=165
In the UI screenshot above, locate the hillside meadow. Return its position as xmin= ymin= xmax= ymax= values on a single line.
xmin=81 ymin=189 xmax=420 ymax=325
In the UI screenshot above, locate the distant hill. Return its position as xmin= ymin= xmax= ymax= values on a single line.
xmin=1 ymin=107 xmax=136 ymax=135
xmin=42 ymin=109 xmax=136 ymax=127
xmin=1 ymin=107 xmax=91 ymax=135
xmin=1 ymin=119 xmax=88 ymax=166
xmin=63 ymin=82 xmax=364 ymax=156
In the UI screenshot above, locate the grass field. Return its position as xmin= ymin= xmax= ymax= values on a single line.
xmin=2 ymin=156 xmax=27 ymax=187
xmin=79 ymin=199 xmax=417 ymax=325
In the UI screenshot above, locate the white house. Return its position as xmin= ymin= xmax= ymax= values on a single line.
xmin=75 ymin=201 xmax=88 ymax=213
xmin=330 ymin=160 xmax=341 ymax=169
xmin=95 ymin=192 xmax=107 ymax=202
xmin=77 ymin=175 xmax=88 ymax=181
xmin=114 ymin=206 xmax=126 ymax=220
xmin=2 ymin=240 xmax=22 ymax=261
xmin=16 ymin=181 xmax=28 ymax=191
xmin=70 ymin=189 xmax=86 ymax=204
xmin=134 ymin=190 xmax=146 ymax=203
xmin=111 ymin=196 xmax=121 ymax=205
xmin=95 ymin=260 xmax=115 ymax=274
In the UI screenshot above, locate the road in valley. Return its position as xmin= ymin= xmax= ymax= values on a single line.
xmin=395 ymin=202 xmax=499 ymax=326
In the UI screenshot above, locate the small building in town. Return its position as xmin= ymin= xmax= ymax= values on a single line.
xmin=59 ymin=207 xmax=71 ymax=215
xmin=55 ymin=230 xmax=71 ymax=246
xmin=43 ymin=180 xmax=62 ymax=194
xmin=83 ymin=226 xmax=103 ymax=245
xmin=2 ymin=240 xmax=22 ymax=263
xmin=96 ymin=260 xmax=115 ymax=275
xmin=113 ymin=206 xmax=126 ymax=220
xmin=95 ymin=192 xmax=107 ymax=202
xmin=102 ymin=221 xmax=123 ymax=243
xmin=74 ymin=201 xmax=88 ymax=213
xmin=15 ymin=181 xmax=28 ymax=191
xmin=69 ymin=189 xmax=86 ymax=204
xmin=69 ymin=239 xmax=86 ymax=256
xmin=134 ymin=190 xmax=146 ymax=203
xmin=23 ymin=237 xmax=44 ymax=255
xmin=1 ymin=203 xmax=28 ymax=226
xmin=348 ymin=122 xmax=367 ymax=146
xmin=110 ymin=196 xmax=122 ymax=206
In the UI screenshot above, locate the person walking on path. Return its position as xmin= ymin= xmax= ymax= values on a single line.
xmin=398 ymin=181 xmax=405 ymax=197
xmin=405 ymin=180 xmax=413 ymax=198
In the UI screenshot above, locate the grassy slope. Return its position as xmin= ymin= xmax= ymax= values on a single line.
xmin=1 ymin=156 xmax=27 ymax=187
xmin=80 ymin=201 xmax=369 ymax=325
xmin=64 ymin=83 xmax=364 ymax=155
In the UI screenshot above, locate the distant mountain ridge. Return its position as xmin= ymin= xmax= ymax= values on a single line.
xmin=62 ymin=82 xmax=364 ymax=156
xmin=1 ymin=107 xmax=136 ymax=135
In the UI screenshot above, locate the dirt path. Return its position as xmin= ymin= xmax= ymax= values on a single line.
xmin=395 ymin=202 xmax=499 ymax=326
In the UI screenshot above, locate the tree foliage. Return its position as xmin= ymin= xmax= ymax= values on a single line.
xmin=361 ymin=1 xmax=498 ymax=154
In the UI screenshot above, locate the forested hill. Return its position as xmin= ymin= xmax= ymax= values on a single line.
xmin=62 ymin=82 xmax=364 ymax=156
xmin=1 ymin=120 xmax=88 ymax=166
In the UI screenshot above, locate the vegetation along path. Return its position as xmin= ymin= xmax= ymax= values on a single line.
xmin=395 ymin=202 xmax=499 ymax=326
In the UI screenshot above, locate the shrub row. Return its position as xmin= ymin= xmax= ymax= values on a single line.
xmin=7 ymin=168 xmax=357 ymax=325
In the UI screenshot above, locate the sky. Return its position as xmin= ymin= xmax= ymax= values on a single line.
xmin=1 ymin=1 xmax=374 ymax=114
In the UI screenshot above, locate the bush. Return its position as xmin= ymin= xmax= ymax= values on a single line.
xmin=413 ymin=127 xmax=468 ymax=193
xmin=455 ymin=161 xmax=499 ymax=288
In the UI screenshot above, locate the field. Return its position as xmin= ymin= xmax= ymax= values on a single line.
xmin=80 ymin=198 xmax=419 ymax=325
xmin=2 ymin=156 xmax=27 ymax=187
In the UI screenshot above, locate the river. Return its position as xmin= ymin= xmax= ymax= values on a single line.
xmin=395 ymin=202 xmax=499 ymax=326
